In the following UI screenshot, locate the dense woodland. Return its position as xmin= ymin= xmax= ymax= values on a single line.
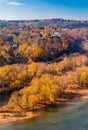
xmin=0 ymin=20 xmax=88 ymax=112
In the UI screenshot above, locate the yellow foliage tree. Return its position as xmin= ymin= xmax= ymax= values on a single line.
xmin=31 ymin=46 xmax=44 ymax=61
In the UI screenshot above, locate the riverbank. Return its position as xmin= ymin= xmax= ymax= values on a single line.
xmin=55 ymin=89 xmax=88 ymax=104
xmin=65 ymin=89 xmax=88 ymax=100
xmin=0 ymin=89 xmax=88 ymax=125
xmin=0 ymin=112 xmax=37 ymax=125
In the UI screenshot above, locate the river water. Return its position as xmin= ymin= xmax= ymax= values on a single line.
xmin=0 ymin=98 xmax=88 ymax=130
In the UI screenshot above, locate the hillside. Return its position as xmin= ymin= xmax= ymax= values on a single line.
xmin=0 ymin=19 xmax=88 ymax=29
xmin=0 ymin=20 xmax=88 ymax=112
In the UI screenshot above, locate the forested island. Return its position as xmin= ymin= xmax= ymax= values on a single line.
xmin=0 ymin=19 xmax=88 ymax=124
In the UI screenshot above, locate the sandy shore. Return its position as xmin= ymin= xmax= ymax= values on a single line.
xmin=0 ymin=89 xmax=88 ymax=125
xmin=0 ymin=112 xmax=37 ymax=125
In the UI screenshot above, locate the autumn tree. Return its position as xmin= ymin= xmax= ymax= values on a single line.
xmin=10 ymin=74 xmax=62 ymax=110
xmin=14 ymin=43 xmax=31 ymax=63
xmin=30 ymin=46 xmax=44 ymax=61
